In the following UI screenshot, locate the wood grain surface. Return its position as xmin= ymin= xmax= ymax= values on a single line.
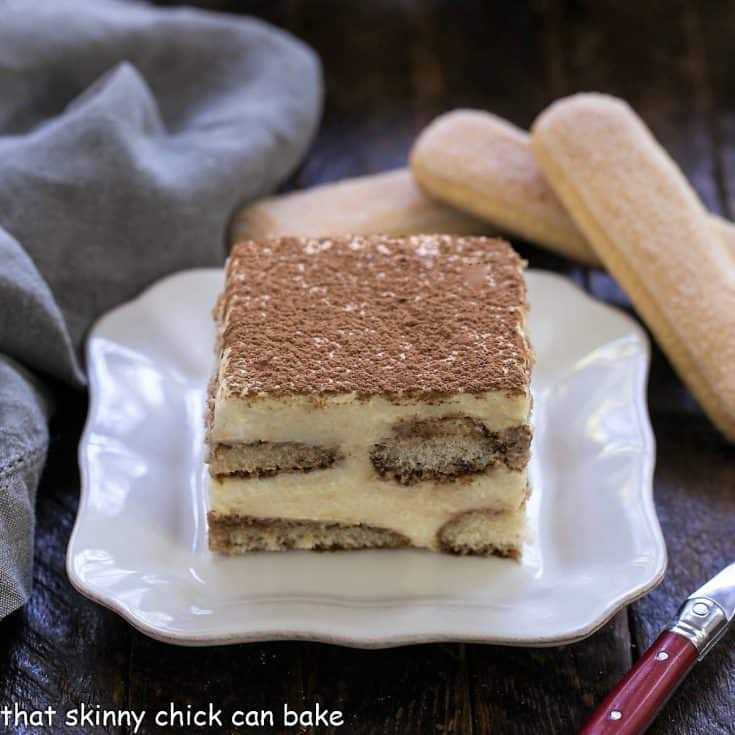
xmin=1 ymin=2 xmax=734 ymax=734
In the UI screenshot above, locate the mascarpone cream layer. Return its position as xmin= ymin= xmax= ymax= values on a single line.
xmin=212 ymin=389 xmax=531 ymax=446
xmin=209 ymin=461 xmax=528 ymax=549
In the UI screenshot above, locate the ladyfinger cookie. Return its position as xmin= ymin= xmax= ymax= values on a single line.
xmin=229 ymin=168 xmax=487 ymax=242
xmin=410 ymin=109 xmax=735 ymax=266
xmin=531 ymin=93 xmax=735 ymax=442
xmin=411 ymin=109 xmax=596 ymax=264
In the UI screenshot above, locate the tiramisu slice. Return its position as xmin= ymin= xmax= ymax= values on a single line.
xmin=206 ymin=235 xmax=533 ymax=558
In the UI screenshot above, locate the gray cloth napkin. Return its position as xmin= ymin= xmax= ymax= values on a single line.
xmin=0 ymin=0 xmax=322 ymax=619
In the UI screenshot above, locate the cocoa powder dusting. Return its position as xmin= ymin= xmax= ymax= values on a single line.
xmin=217 ymin=235 xmax=532 ymax=397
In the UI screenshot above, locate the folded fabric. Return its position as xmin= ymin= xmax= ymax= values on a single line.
xmin=0 ymin=0 xmax=322 ymax=619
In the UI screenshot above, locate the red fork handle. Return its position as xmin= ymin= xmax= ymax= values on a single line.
xmin=580 ymin=630 xmax=698 ymax=735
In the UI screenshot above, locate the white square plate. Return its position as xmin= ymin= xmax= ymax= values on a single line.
xmin=68 ymin=268 xmax=665 ymax=647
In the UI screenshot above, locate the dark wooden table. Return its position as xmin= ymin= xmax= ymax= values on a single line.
xmin=2 ymin=2 xmax=734 ymax=733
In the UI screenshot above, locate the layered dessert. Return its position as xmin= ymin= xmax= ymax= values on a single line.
xmin=206 ymin=234 xmax=533 ymax=558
